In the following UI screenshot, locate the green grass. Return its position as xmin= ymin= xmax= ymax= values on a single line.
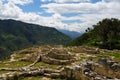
xmin=55 ymin=78 xmax=65 ymax=80
xmin=0 ymin=61 xmax=32 ymax=68
xmin=98 ymin=52 xmax=120 ymax=61
xmin=34 ymin=62 xmax=47 ymax=67
xmin=34 ymin=62 xmax=60 ymax=69
xmin=2 ymin=58 xmax=10 ymax=62
xmin=22 ymin=76 xmax=43 ymax=80
xmin=14 ymin=53 xmax=27 ymax=60
xmin=22 ymin=76 xmax=65 ymax=80
xmin=92 ymin=52 xmax=120 ymax=62
xmin=79 ymin=54 xmax=89 ymax=61
xmin=0 ymin=70 xmax=8 ymax=74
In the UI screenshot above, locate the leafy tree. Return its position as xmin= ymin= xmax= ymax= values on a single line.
xmin=93 ymin=18 xmax=120 ymax=49
xmin=68 ymin=18 xmax=120 ymax=50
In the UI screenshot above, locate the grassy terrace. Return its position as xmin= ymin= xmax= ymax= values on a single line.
xmin=34 ymin=61 xmax=66 ymax=69
xmin=22 ymin=76 xmax=43 ymax=80
xmin=22 ymin=76 xmax=65 ymax=80
xmin=13 ymin=53 xmax=27 ymax=60
xmin=0 ymin=70 xmax=8 ymax=74
xmin=97 ymin=52 xmax=120 ymax=62
xmin=0 ymin=61 xmax=32 ymax=68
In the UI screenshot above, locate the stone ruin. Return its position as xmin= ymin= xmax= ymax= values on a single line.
xmin=0 ymin=46 xmax=119 ymax=80
xmin=68 ymin=46 xmax=100 ymax=54
xmin=0 ymin=47 xmax=76 ymax=80
xmin=20 ymin=47 xmax=76 ymax=65
xmin=61 ymin=58 xmax=120 ymax=80
xmin=41 ymin=48 xmax=76 ymax=65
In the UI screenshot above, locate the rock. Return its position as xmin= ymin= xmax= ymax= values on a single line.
xmin=111 ymin=63 xmax=120 ymax=70
xmin=74 ymin=65 xmax=82 ymax=71
xmin=50 ymin=73 xmax=60 ymax=78
xmin=107 ymin=60 xmax=116 ymax=68
xmin=94 ymin=48 xmax=100 ymax=54
xmin=98 ymin=57 xmax=107 ymax=66
xmin=41 ymin=77 xmax=51 ymax=80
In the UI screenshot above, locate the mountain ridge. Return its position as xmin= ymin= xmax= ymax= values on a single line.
xmin=59 ymin=29 xmax=82 ymax=39
xmin=0 ymin=19 xmax=71 ymax=59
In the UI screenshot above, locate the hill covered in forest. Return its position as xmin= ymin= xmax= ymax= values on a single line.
xmin=68 ymin=18 xmax=120 ymax=50
xmin=0 ymin=19 xmax=71 ymax=59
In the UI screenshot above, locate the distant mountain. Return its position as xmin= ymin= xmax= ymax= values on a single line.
xmin=0 ymin=19 xmax=71 ymax=59
xmin=59 ymin=29 xmax=82 ymax=39
xmin=68 ymin=18 xmax=120 ymax=50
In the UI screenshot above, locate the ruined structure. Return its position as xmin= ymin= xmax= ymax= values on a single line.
xmin=62 ymin=58 xmax=120 ymax=80
xmin=41 ymin=48 xmax=76 ymax=65
xmin=0 ymin=46 xmax=120 ymax=80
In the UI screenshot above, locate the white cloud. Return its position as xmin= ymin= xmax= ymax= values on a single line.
xmin=0 ymin=2 xmax=22 ymax=19
xmin=40 ymin=1 xmax=120 ymax=32
xmin=54 ymin=0 xmax=91 ymax=3
xmin=8 ymin=0 xmax=33 ymax=5
xmin=41 ymin=0 xmax=47 ymax=2
xmin=41 ymin=0 xmax=91 ymax=3
xmin=41 ymin=0 xmax=52 ymax=2
xmin=0 ymin=0 xmax=120 ymax=32
xmin=41 ymin=1 xmax=120 ymax=14
xmin=0 ymin=0 xmax=2 ymax=5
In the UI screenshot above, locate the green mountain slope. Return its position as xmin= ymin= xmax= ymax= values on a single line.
xmin=68 ymin=18 xmax=120 ymax=50
xmin=0 ymin=19 xmax=71 ymax=59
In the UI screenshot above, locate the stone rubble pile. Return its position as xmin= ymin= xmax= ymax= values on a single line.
xmin=61 ymin=58 xmax=120 ymax=80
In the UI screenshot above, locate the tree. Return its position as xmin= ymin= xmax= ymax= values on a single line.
xmin=93 ymin=18 xmax=120 ymax=49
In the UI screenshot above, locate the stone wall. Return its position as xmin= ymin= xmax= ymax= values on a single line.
xmin=61 ymin=58 xmax=120 ymax=80
xmin=41 ymin=56 xmax=75 ymax=65
xmin=46 ymin=51 xmax=73 ymax=60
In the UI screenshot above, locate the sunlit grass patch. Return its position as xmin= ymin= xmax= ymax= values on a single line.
xmin=34 ymin=62 xmax=61 ymax=69
xmin=99 ymin=52 xmax=120 ymax=62
xmin=22 ymin=76 xmax=65 ymax=80
xmin=0 ymin=61 xmax=32 ymax=68
xmin=22 ymin=76 xmax=43 ymax=80
xmin=14 ymin=53 xmax=27 ymax=60
xmin=79 ymin=55 xmax=88 ymax=61
xmin=0 ymin=70 xmax=8 ymax=74
xmin=92 ymin=52 xmax=120 ymax=62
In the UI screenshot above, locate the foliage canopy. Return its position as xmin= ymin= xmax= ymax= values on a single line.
xmin=68 ymin=18 xmax=120 ymax=50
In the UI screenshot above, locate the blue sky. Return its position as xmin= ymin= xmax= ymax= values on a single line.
xmin=0 ymin=0 xmax=120 ymax=32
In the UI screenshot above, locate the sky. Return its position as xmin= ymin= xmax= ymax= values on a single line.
xmin=0 ymin=0 xmax=120 ymax=32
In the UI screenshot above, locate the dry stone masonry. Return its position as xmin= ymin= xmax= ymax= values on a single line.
xmin=0 ymin=45 xmax=120 ymax=80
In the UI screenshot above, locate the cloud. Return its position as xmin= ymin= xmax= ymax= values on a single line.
xmin=41 ymin=1 xmax=120 ymax=14
xmin=41 ymin=0 xmax=120 ymax=32
xmin=0 ymin=0 xmax=120 ymax=32
xmin=41 ymin=0 xmax=91 ymax=3
xmin=0 ymin=2 xmax=22 ymax=19
xmin=41 ymin=3 xmax=105 ymax=14
xmin=40 ymin=0 xmax=52 ymax=2
xmin=54 ymin=0 xmax=91 ymax=3
xmin=7 ymin=0 xmax=33 ymax=5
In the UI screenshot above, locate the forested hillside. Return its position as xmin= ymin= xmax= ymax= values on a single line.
xmin=0 ymin=19 xmax=71 ymax=59
xmin=68 ymin=18 xmax=120 ymax=50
